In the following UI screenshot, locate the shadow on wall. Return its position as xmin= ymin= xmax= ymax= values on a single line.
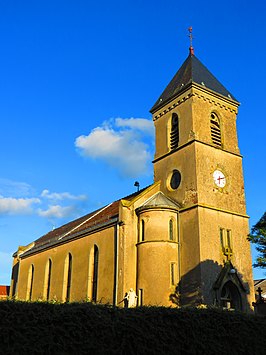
xmin=169 ymin=259 xmax=252 ymax=312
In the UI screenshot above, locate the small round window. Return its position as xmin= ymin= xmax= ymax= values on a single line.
xmin=170 ymin=170 xmax=181 ymax=190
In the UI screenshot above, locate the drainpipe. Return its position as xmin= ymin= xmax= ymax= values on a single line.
xmin=177 ymin=212 xmax=181 ymax=284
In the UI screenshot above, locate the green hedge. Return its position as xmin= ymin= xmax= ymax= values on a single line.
xmin=0 ymin=301 xmax=265 ymax=354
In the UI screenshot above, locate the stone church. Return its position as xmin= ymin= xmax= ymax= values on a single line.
xmin=10 ymin=45 xmax=255 ymax=311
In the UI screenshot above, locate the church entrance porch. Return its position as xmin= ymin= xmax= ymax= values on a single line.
xmin=220 ymin=281 xmax=242 ymax=311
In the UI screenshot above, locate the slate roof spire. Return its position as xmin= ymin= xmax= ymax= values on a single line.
xmin=150 ymin=36 xmax=238 ymax=113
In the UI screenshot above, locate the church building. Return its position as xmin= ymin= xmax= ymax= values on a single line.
xmin=10 ymin=43 xmax=255 ymax=311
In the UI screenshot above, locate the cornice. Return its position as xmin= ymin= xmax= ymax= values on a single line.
xmin=136 ymin=204 xmax=179 ymax=215
xmin=153 ymin=139 xmax=242 ymax=164
xmin=153 ymin=90 xmax=193 ymax=121
xmin=180 ymin=203 xmax=249 ymax=219
xmin=153 ymin=83 xmax=239 ymax=121
xmin=136 ymin=239 xmax=179 ymax=246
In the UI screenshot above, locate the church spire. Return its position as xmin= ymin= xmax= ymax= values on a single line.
xmin=188 ymin=26 xmax=194 ymax=56
xmin=150 ymin=36 xmax=237 ymax=113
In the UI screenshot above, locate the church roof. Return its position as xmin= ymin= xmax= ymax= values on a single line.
xmin=19 ymin=186 xmax=150 ymax=258
xmin=20 ymin=201 xmax=120 ymax=258
xmin=150 ymin=53 xmax=237 ymax=113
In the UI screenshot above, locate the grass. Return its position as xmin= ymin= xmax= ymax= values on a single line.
xmin=0 ymin=301 xmax=265 ymax=354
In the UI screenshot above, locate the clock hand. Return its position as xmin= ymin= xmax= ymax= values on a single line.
xmin=217 ymin=176 xmax=225 ymax=184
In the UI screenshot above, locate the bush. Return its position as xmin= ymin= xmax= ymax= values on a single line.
xmin=0 ymin=301 xmax=265 ymax=354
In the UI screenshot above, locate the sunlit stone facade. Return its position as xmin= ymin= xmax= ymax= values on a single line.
xmin=11 ymin=51 xmax=255 ymax=311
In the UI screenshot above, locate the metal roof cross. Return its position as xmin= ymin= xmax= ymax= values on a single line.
xmin=188 ymin=26 xmax=194 ymax=55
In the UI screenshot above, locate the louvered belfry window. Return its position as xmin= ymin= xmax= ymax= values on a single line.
xmin=170 ymin=113 xmax=179 ymax=150
xmin=210 ymin=112 xmax=222 ymax=147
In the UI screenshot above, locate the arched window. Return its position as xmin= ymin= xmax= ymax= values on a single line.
xmin=170 ymin=262 xmax=177 ymax=286
xmin=66 ymin=253 xmax=72 ymax=302
xmin=220 ymin=228 xmax=233 ymax=258
xmin=92 ymin=245 xmax=99 ymax=302
xmin=87 ymin=248 xmax=94 ymax=300
xmin=220 ymin=281 xmax=242 ymax=311
xmin=63 ymin=253 xmax=72 ymax=302
xmin=169 ymin=219 xmax=174 ymax=241
xmin=210 ymin=112 xmax=222 ymax=147
xmin=44 ymin=259 xmax=52 ymax=301
xmin=170 ymin=113 xmax=179 ymax=150
xmin=26 ymin=264 xmax=34 ymax=301
xmin=11 ymin=262 xmax=19 ymax=298
xmin=141 ymin=220 xmax=145 ymax=242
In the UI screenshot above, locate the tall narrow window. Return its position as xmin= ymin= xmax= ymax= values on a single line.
xmin=66 ymin=253 xmax=72 ymax=302
xmin=141 ymin=220 xmax=145 ymax=242
xmin=170 ymin=113 xmax=179 ymax=150
xmin=26 ymin=264 xmax=34 ymax=301
xmin=138 ymin=289 xmax=143 ymax=306
xmin=44 ymin=259 xmax=52 ymax=301
xmin=47 ymin=259 xmax=52 ymax=301
xmin=92 ymin=245 xmax=99 ymax=302
xmin=169 ymin=219 xmax=174 ymax=241
xmin=220 ymin=228 xmax=225 ymax=252
xmin=226 ymin=230 xmax=232 ymax=253
xmin=210 ymin=112 xmax=222 ymax=147
xmin=220 ymin=228 xmax=233 ymax=257
xmin=87 ymin=247 xmax=94 ymax=300
xmin=170 ymin=263 xmax=177 ymax=286
xmin=11 ymin=262 xmax=19 ymax=298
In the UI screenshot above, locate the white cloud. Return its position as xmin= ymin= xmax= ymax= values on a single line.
xmin=115 ymin=117 xmax=154 ymax=136
xmin=0 ymin=178 xmax=33 ymax=197
xmin=0 ymin=196 xmax=41 ymax=215
xmin=0 ymin=177 xmax=88 ymax=219
xmin=38 ymin=205 xmax=77 ymax=219
xmin=75 ymin=117 xmax=154 ymax=177
xmin=41 ymin=189 xmax=87 ymax=201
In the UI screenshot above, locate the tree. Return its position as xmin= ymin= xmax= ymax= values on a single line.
xmin=248 ymin=212 xmax=266 ymax=268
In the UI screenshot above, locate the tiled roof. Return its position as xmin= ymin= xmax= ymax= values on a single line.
xmin=27 ymin=201 xmax=120 ymax=255
xmin=20 ymin=186 xmax=150 ymax=257
xmin=0 ymin=285 xmax=10 ymax=296
xmin=150 ymin=53 xmax=237 ymax=113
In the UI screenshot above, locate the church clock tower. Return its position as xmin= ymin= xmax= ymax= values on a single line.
xmin=150 ymin=42 xmax=254 ymax=311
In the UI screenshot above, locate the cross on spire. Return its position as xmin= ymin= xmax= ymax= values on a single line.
xmin=188 ymin=26 xmax=194 ymax=56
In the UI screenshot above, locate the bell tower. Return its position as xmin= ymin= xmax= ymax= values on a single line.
xmin=150 ymin=39 xmax=254 ymax=310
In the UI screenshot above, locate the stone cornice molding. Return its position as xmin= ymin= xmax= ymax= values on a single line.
xmin=153 ymin=139 xmax=242 ymax=164
xmin=153 ymin=83 xmax=239 ymax=121
xmin=180 ymin=203 xmax=249 ymax=219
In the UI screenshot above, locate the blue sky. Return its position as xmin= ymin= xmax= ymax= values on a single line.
xmin=0 ymin=0 xmax=265 ymax=284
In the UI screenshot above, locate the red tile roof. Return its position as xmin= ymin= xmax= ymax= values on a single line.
xmin=19 ymin=186 xmax=150 ymax=258
xmin=0 ymin=285 xmax=10 ymax=297
xmin=30 ymin=200 xmax=120 ymax=252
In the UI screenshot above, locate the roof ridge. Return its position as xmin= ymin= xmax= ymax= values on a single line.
xmin=58 ymin=202 xmax=113 ymax=241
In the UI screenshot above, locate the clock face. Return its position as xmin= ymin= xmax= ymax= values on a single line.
xmin=213 ymin=170 xmax=226 ymax=188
